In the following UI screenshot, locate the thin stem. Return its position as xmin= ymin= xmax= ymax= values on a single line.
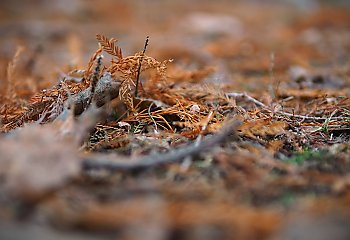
xmin=135 ymin=36 xmax=149 ymax=97
xmin=226 ymin=92 xmax=345 ymax=121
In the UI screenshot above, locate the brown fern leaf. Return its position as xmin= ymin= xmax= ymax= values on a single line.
xmin=119 ymin=75 xmax=135 ymax=112
xmin=96 ymin=34 xmax=123 ymax=59
xmin=108 ymin=54 xmax=171 ymax=79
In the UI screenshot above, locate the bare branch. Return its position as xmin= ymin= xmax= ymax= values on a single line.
xmin=226 ymin=92 xmax=345 ymax=122
xmin=81 ymin=119 xmax=241 ymax=171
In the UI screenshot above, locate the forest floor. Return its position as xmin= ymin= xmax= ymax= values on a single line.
xmin=1 ymin=1 xmax=350 ymax=239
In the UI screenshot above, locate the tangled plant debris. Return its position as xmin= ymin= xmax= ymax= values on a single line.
xmin=1 ymin=1 xmax=350 ymax=239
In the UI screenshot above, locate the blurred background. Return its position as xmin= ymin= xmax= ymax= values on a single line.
xmin=0 ymin=0 xmax=349 ymax=91
xmin=0 ymin=0 xmax=350 ymax=86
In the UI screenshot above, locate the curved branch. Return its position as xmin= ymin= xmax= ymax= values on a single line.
xmin=82 ymin=120 xmax=241 ymax=171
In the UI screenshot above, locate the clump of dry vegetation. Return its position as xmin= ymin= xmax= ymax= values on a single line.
xmin=1 ymin=1 xmax=350 ymax=239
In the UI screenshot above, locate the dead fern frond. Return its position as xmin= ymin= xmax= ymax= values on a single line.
xmin=106 ymin=50 xmax=171 ymax=113
xmin=108 ymin=54 xmax=169 ymax=77
xmin=96 ymin=34 xmax=123 ymax=59
xmin=119 ymin=74 xmax=135 ymax=111
xmin=7 ymin=46 xmax=24 ymax=99
xmin=36 ymin=92 xmax=65 ymax=124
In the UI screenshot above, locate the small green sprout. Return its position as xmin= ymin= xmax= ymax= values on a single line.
xmin=284 ymin=148 xmax=327 ymax=165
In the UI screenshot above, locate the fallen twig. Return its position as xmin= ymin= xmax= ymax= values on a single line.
xmin=226 ymin=92 xmax=345 ymax=121
xmin=81 ymin=119 xmax=240 ymax=171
